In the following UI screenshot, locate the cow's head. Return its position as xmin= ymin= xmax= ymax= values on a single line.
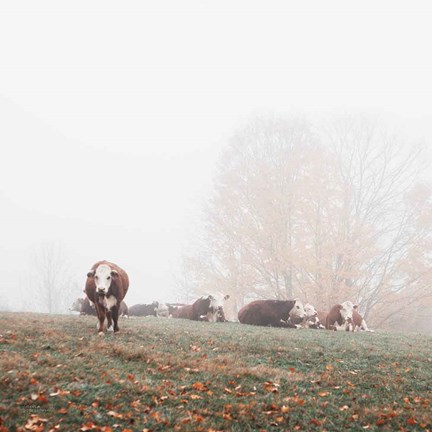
xmin=69 ymin=298 xmax=84 ymax=312
xmin=289 ymin=299 xmax=306 ymax=320
xmin=339 ymin=301 xmax=357 ymax=323
xmin=87 ymin=264 xmax=118 ymax=295
xmin=207 ymin=294 xmax=230 ymax=312
xmin=303 ymin=303 xmax=318 ymax=318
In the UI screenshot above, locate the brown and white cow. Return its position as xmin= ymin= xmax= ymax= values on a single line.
xmin=299 ymin=303 xmax=325 ymax=329
xmin=353 ymin=309 xmax=373 ymax=332
xmin=70 ymin=297 xmax=96 ymax=316
xmin=172 ymin=295 xmax=230 ymax=322
xmin=325 ymin=301 xmax=357 ymax=331
xmin=238 ymin=299 xmax=306 ymax=328
xmin=85 ymin=261 xmax=129 ymax=335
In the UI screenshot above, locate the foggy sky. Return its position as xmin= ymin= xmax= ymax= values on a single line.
xmin=1 ymin=0 xmax=432 ymax=310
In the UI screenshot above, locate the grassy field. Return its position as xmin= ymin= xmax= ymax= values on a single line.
xmin=0 ymin=313 xmax=431 ymax=431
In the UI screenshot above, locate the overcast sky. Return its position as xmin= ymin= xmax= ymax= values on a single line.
xmin=1 ymin=0 xmax=432 ymax=309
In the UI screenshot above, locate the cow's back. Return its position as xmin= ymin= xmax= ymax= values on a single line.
xmin=172 ymin=304 xmax=193 ymax=319
xmin=238 ymin=300 xmax=293 ymax=326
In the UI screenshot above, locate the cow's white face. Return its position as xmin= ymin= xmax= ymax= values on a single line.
xmin=207 ymin=294 xmax=230 ymax=311
xmin=339 ymin=301 xmax=356 ymax=322
xmin=289 ymin=300 xmax=306 ymax=320
xmin=303 ymin=303 xmax=318 ymax=318
xmin=87 ymin=264 xmax=118 ymax=295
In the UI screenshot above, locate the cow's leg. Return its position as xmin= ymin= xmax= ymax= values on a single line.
xmin=96 ymin=309 xmax=106 ymax=335
xmin=361 ymin=319 xmax=370 ymax=331
xmin=111 ymin=305 xmax=120 ymax=332
xmin=106 ymin=310 xmax=113 ymax=332
xmin=94 ymin=296 xmax=107 ymax=335
xmin=286 ymin=317 xmax=300 ymax=328
xmin=278 ymin=318 xmax=298 ymax=328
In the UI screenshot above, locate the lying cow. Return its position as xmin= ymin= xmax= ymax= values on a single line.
xmin=238 ymin=299 xmax=306 ymax=328
xmin=326 ymin=301 xmax=356 ymax=331
xmin=165 ymin=303 xmax=187 ymax=317
xmin=85 ymin=261 xmax=129 ymax=335
xmin=128 ymin=302 xmax=159 ymax=317
xmin=353 ymin=309 xmax=373 ymax=332
xmin=299 ymin=303 xmax=325 ymax=329
xmin=172 ymin=295 xmax=230 ymax=322
xmin=70 ymin=297 xmax=96 ymax=316
xmin=155 ymin=302 xmax=170 ymax=318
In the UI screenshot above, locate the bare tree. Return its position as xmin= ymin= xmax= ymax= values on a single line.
xmin=32 ymin=242 xmax=78 ymax=314
xmin=185 ymin=116 xmax=317 ymax=304
xmin=181 ymin=115 xmax=432 ymax=330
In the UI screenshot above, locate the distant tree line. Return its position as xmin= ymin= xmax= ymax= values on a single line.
xmin=179 ymin=115 xmax=432 ymax=331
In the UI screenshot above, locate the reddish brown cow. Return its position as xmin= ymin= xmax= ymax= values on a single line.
xmin=352 ymin=309 xmax=373 ymax=332
xmin=85 ymin=261 xmax=129 ymax=335
xmin=172 ymin=295 xmax=229 ymax=322
xmin=325 ymin=301 xmax=357 ymax=331
xmin=238 ymin=300 xmax=306 ymax=328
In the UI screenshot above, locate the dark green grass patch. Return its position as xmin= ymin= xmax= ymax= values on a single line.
xmin=0 ymin=312 xmax=431 ymax=431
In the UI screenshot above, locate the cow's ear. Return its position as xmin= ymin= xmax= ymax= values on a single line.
xmin=224 ymin=294 xmax=230 ymax=300
xmin=111 ymin=270 xmax=119 ymax=278
xmin=208 ymin=295 xmax=215 ymax=300
xmin=87 ymin=270 xmax=95 ymax=278
xmin=337 ymin=304 xmax=342 ymax=310
xmin=353 ymin=304 xmax=358 ymax=309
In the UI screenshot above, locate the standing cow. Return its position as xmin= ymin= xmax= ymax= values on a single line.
xmin=85 ymin=261 xmax=129 ymax=335
xmin=172 ymin=295 xmax=230 ymax=322
xmin=238 ymin=299 xmax=306 ymax=328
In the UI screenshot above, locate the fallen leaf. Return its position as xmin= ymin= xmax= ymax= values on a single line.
xmin=407 ymin=417 xmax=417 ymax=425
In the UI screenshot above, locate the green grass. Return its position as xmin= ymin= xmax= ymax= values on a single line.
xmin=0 ymin=312 xmax=431 ymax=431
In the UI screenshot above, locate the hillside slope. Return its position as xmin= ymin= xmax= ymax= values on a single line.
xmin=0 ymin=313 xmax=431 ymax=431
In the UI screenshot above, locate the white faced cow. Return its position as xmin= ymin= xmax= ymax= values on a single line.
xmin=238 ymin=299 xmax=306 ymax=328
xmin=172 ymin=294 xmax=230 ymax=322
xmin=326 ymin=301 xmax=357 ymax=331
xmin=300 ymin=303 xmax=325 ymax=329
xmin=85 ymin=261 xmax=129 ymax=336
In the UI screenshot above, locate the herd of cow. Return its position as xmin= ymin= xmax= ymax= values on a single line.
xmin=75 ymin=260 xmax=372 ymax=336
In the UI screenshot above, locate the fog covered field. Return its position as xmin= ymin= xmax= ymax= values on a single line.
xmin=1 ymin=312 xmax=431 ymax=431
